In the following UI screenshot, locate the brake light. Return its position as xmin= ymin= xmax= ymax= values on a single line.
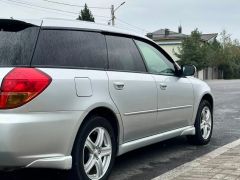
xmin=0 ymin=68 xmax=52 ymax=109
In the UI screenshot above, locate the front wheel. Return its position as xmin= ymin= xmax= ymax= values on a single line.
xmin=70 ymin=115 xmax=116 ymax=180
xmin=187 ymin=100 xmax=213 ymax=145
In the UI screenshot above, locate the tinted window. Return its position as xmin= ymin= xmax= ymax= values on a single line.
xmin=32 ymin=30 xmax=107 ymax=69
xmin=135 ymin=40 xmax=175 ymax=75
xmin=0 ymin=27 xmax=39 ymax=66
xmin=106 ymin=36 xmax=146 ymax=72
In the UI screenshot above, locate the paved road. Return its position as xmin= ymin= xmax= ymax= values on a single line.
xmin=1 ymin=80 xmax=240 ymax=180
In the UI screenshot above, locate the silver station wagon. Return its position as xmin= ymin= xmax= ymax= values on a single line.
xmin=0 ymin=18 xmax=213 ymax=180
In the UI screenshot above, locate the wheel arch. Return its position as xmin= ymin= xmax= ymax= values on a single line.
xmin=70 ymin=106 xmax=123 ymax=156
xmin=83 ymin=107 xmax=120 ymax=141
xmin=191 ymin=91 xmax=214 ymax=126
xmin=201 ymin=93 xmax=214 ymax=111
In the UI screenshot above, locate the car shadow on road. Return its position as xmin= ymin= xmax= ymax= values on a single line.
xmin=0 ymin=137 xmax=211 ymax=180
xmin=110 ymin=136 xmax=217 ymax=180
xmin=0 ymin=168 xmax=69 ymax=180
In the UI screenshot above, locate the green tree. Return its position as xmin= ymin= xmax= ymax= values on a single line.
xmin=205 ymin=39 xmax=222 ymax=67
xmin=175 ymin=29 xmax=208 ymax=70
xmin=218 ymin=30 xmax=240 ymax=79
xmin=176 ymin=29 xmax=240 ymax=79
xmin=77 ymin=3 xmax=95 ymax=22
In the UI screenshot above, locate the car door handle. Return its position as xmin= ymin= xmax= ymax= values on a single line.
xmin=160 ymin=83 xmax=167 ymax=90
xmin=113 ymin=82 xmax=125 ymax=90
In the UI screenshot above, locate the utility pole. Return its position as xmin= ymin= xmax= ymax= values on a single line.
xmin=111 ymin=5 xmax=115 ymax=26
xmin=110 ymin=2 xmax=125 ymax=26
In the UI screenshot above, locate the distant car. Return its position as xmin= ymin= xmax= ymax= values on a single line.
xmin=0 ymin=18 xmax=214 ymax=180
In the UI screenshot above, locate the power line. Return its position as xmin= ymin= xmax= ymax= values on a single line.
xmin=0 ymin=0 xmax=76 ymax=17
xmin=115 ymin=25 xmax=146 ymax=34
xmin=41 ymin=0 xmax=110 ymax=10
xmin=5 ymin=0 xmax=79 ymax=15
xmin=115 ymin=23 xmax=149 ymax=35
xmin=2 ymin=0 xmax=144 ymax=31
xmin=2 ymin=0 xmax=110 ymax=19
xmin=116 ymin=18 xmax=149 ymax=33
xmin=116 ymin=18 xmax=150 ymax=33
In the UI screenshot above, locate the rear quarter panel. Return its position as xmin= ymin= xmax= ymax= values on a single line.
xmin=0 ymin=68 xmax=123 ymax=157
xmin=33 ymin=68 xmax=123 ymax=151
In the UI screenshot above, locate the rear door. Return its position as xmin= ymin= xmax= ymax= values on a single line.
xmin=105 ymin=35 xmax=158 ymax=142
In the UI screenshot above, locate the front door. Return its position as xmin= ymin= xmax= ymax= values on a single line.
xmin=135 ymin=40 xmax=194 ymax=133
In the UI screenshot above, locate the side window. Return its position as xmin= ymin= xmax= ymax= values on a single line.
xmin=135 ymin=40 xmax=175 ymax=75
xmin=106 ymin=35 xmax=146 ymax=72
xmin=32 ymin=30 xmax=107 ymax=69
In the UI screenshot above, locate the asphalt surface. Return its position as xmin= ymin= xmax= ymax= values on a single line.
xmin=1 ymin=80 xmax=240 ymax=180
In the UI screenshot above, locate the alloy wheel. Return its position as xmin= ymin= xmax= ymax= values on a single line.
xmin=83 ymin=127 xmax=112 ymax=180
xmin=200 ymin=106 xmax=212 ymax=140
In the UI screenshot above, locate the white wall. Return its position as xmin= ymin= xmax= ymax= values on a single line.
xmin=198 ymin=70 xmax=204 ymax=80
xmin=156 ymin=41 xmax=181 ymax=62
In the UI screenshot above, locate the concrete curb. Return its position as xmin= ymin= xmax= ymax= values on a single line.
xmin=152 ymin=138 xmax=240 ymax=180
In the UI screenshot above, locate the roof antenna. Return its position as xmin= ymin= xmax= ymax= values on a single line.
xmin=178 ymin=20 xmax=182 ymax=34
xmin=10 ymin=17 xmax=14 ymax=19
xmin=178 ymin=25 xmax=182 ymax=34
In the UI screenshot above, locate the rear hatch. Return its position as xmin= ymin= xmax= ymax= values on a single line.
xmin=0 ymin=19 xmax=48 ymax=110
xmin=0 ymin=19 xmax=40 ymax=67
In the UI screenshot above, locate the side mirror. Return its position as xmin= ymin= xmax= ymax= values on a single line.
xmin=182 ymin=65 xmax=197 ymax=76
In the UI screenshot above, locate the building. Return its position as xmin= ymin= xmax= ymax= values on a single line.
xmin=147 ymin=27 xmax=222 ymax=80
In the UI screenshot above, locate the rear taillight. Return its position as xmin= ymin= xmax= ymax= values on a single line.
xmin=0 ymin=68 xmax=52 ymax=109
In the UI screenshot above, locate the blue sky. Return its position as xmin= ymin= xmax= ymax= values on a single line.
xmin=0 ymin=0 xmax=239 ymax=40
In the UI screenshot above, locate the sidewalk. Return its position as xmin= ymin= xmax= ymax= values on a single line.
xmin=152 ymin=139 xmax=240 ymax=180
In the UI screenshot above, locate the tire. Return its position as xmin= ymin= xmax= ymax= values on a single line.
xmin=187 ymin=100 xmax=213 ymax=145
xmin=69 ymin=115 xmax=116 ymax=180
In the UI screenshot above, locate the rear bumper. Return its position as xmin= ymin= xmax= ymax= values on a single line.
xmin=0 ymin=111 xmax=83 ymax=170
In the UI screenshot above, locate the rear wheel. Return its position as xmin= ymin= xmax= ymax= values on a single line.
xmin=187 ymin=100 xmax=213 ymax=145
xmin=70 ymin=115 xmax=116 ymax=180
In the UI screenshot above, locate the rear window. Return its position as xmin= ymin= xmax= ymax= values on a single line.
xmin=0 ymin=27 xmax=39 ymax=66
xmin=32 ymin=30 xmax=107 ymax=69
